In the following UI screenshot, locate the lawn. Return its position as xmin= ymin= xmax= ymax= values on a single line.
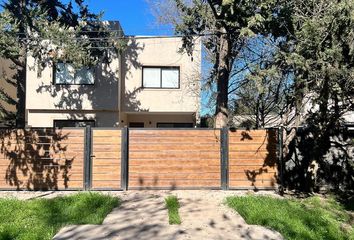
xmin=226 ymin=195 xmax=354 ymax=240
xmin=165 ymin=195 xmax=181 ymax=225
xmin=0 ymin=192 xmax=120 ymax=240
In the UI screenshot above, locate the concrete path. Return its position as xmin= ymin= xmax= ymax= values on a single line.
xmin=53 ymin=190 xmax=283 ymax=240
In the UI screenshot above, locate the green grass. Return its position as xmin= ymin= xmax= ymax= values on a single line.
xmin=165 ymin=196 xmax=181 ymax=225
xmin=0 ymin=192 xmax=120 ymax=240
xmin=226 ymin=195 xmax=354 ymax=240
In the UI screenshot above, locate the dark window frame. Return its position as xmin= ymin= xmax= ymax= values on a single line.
xmin=142 ymin=66 xmax=180 ymax=89
xmin=53 ymin=62 xmax=96 ymax=86
xmin=53 ymin=119 xmax=96 ymax=128
xmin=156 ymin=122 xmax=194 ymax=128
xmin=129 ymin=122 xmax=145 ymax=128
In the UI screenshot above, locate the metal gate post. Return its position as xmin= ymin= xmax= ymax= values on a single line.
xmin=121 ymin=127 xmax=129 ymax=191
xmin=278 ymin=126 xmax=284 ymax=193
xmin=84 ymin=125 xmax=93 ymax=190
xmin=220 ymin=127 xmax=229 ymax=190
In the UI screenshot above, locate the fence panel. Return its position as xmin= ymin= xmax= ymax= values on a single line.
xmin=91 ymin=129 xmax=122 ymax=190
xmin=128 ymin=129 xmax=221 ymax=189
xmin=0 ymin=128 xmax=85 ymax=190
xmin=228 ymin=129 xmax=278 ymax=189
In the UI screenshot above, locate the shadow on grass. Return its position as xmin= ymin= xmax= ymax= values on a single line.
xmin=226 ymin=195 xmax=353 ymax=240
xmin=0 ymin=192 xmax=120 ymax=240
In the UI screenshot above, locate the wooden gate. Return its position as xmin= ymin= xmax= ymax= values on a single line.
xmin=128 ymin=129 xmax=221 ymax=189
xmin=91 ymin=129 xmax=122 ymax=190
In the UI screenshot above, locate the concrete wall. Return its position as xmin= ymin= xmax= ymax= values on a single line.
xmin=121 ymin=37 xmax=201 ymax=113
xmin=26 ymin=54 xmax=120 ymax=127
xmin=26 ymin=57 xmax=120 ymax=111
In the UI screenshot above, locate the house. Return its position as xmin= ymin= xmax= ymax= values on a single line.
xmin=25 ymin=21 xmax=201 ymax=128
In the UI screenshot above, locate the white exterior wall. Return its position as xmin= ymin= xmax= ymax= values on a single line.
xmin=122 ymin=37 xmax=201 ymax=113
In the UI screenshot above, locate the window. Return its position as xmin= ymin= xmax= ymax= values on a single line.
xmin=54 ymin=62 xmax=94 ymax=85
xmin=142 ymin=66 xmax=179 ymax=89
xmin=53 ymin=120 xmax=95 ymax=128
xmin=129 ymin=122 xmax=145 ymax=128
xmin=157 ymin=123 xmax=193 ymax=128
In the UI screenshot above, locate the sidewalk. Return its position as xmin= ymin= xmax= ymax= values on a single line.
xmin=53 ymin=190 xmax=283 ymax=240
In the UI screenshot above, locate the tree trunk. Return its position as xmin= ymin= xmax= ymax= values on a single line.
xmin=214 ymin=33 xmax=230 ymax=128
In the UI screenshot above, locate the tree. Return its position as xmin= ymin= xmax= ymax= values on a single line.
xmin=229 ymin=36 xmax=291 ymax=129
xmin=275 ymin=0 xmax=354 ymax=191
xmin=0 ymin=0 xmax=123 ymax=127
xmin=149 ymin=0 xmax=289 ymax=127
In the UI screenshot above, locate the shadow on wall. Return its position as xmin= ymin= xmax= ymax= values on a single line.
xmin=283 ymin=126 xmax=354 ymax=192
xmin=35 ymin=38 xmax=149 ymax=124
xmin=0 ymin=128 xmax=83 ymax=190
xmin=121 ymin=38 xmax=149 ymax=113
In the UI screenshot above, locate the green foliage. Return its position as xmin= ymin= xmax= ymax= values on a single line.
xmin=0 ymin=192 xmax=120 ymax=240
xmin=173 ymin=0 xmax=289 ymax=124
xmin=226 ymin=195 xmax=354 ymax=240
xmin=165 ymin=195 xmax=181 ymax=225
xmin=0 ymin=0 xmax=127 ymax=126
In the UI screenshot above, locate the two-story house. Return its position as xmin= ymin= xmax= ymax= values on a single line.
xmin=25 ymin=21 xmax=201 ymax=128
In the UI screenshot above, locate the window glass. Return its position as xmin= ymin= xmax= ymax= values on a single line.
xmin=75 ymin=67 xmax=94 ymax=84
xmin=143 ymin=68 xmax=161 ymax=88
xmin=142 ymin=67 xmax=180 ymax=88
xmin=55 ymin=63 xmax=94 ymax=85
xmin=55 ymin=63 xmax=75 ymax=84
xmin=162 ymin=69 xmax=179 ymax=88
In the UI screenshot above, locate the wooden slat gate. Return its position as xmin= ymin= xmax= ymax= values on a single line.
xmin=91 ymin=129 xmax=122 ymax=190
xmin=128 ymin=129 xmax=221 ymax=189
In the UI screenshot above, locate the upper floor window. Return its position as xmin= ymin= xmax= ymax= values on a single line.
xmin=54 ymin=62 xmax=94 ymax=85
xmin=142 ymin=66 xmax=180 ymax=89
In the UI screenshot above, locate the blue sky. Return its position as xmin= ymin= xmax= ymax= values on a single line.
xmin=86 ymin=0 xmax=173 ymax=36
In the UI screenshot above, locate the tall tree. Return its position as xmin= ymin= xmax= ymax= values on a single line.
xmin=172 ymin=0 xmax=287 ymax=127
xmin=276 ymin=0 xmax=354 ymax=191
xmin=0 ymin=0 xmax=122 ymax=127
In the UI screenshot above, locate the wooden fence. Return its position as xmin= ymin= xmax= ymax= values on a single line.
xmin=0 ymin=128 xmax=84 ymax=190
xmin=0 ymin=127 xmax=279 ymax=191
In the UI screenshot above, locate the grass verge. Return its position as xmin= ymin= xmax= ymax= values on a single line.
xmin=0 ymin=192 xmax=120 ymax=240
xmin=226 ymin=195 xmax=354 ymax=240
xmin=165 ymin=195 xmax=181 ymax=225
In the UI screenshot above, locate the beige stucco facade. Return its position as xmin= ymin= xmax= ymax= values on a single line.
xmin=25 ymin=30 xmax=201 ymax=128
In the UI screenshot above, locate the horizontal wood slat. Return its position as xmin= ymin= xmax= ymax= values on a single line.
xmin=229 ymin=129 xmax=278 ymax=189
xmin=0 ymin=128 xmax=85 ymax=190
xmin=91 ymin=129 xmax=121 ymax=190
xmin=129 ymin=129 xmax=221 ymax=189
